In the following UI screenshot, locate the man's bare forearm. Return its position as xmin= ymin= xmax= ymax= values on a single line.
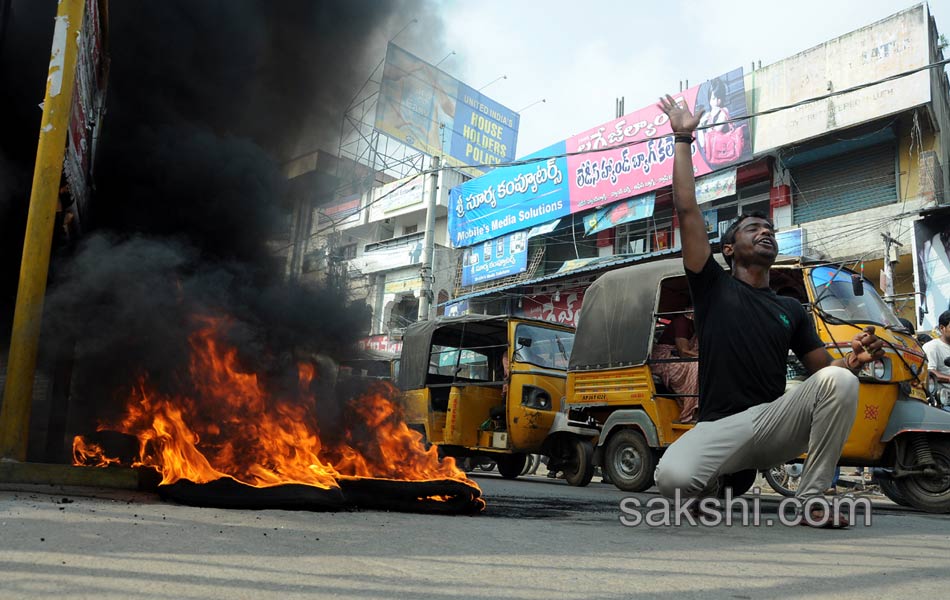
xmin=672 ymin=139 xmax=699 ymax=214
xmin=658 ymin=95 xmax=711 ymax=271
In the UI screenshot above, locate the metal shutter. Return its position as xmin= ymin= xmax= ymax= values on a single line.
xmin=792 ymin=144 xmax=897 ymax=224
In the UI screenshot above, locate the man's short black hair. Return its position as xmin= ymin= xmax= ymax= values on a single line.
xmin=721 ymin=211 xmax=774 ymax=268
xmin=939 ymin=310 xmax=950 ymax=329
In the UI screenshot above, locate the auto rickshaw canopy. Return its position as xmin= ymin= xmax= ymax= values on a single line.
xmin=398 ymin=315 xmax=511 ymax=390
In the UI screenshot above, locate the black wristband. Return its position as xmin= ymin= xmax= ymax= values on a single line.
xmin=674 ymin=134 xmax=694 ymax=144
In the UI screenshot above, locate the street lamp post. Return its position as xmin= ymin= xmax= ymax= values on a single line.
xmin=478 ymin=75 xmax=507 ymax=92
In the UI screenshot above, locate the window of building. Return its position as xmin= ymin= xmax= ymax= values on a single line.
xmin=388 ymin=295 xmax=419 ymax=332
xmin=614 ymin=208 xmax=674 ymax=256
xmin=700 ymin=181 xmax=771 ymax=240
xmin=340 ymin=243 xmax=357 ymax=260
xmin=402 ymin=224 xmax=418 ymax=235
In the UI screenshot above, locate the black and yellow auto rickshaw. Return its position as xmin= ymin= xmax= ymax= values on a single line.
xmin=397 ymin=315 xmax=591 ymax=482
xmin=558 ymin=255 xmax=950 ymax=512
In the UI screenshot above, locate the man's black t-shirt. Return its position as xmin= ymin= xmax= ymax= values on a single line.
xmin=687 ymin=255 xmax=824 ymax=422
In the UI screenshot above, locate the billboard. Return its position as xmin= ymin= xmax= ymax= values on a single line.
xmin=567 ymin=68 xmax=751 ymax=213
xmin=461 ymin=231 xmax=529 ymax=286
xmin=368 ymin=174 xmax=427 ymax=223
xmin=447 ymin=69 xmax=751 ymax=248
xmin=350 ymin=237 xmax=424 ymax=274
xmin=64 ymin=0 xmax=107 ymax=224
xmin=753 ymin=4 xmax=931 ymax=153
xmin=375 ymin=43 xmax=519 ymax=173
xmin=519 ymin=288 xmax=585 ymax=328
xmin=584 ymin=193 xmax=655 ymax=236
xmin=448 ymin=142 xmax=570 ymax=247
xmin=914 ymin=211 xmax=950 ymax=331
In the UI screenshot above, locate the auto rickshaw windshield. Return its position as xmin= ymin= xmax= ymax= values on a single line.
xmin=513 ymin=324 xmax=575 ymax=370
xmin=810 ymin=267 xmax=902 ymax=328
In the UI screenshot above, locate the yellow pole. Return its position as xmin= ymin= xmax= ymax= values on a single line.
xmin=0 ymin=0 xmax=86 ymax=461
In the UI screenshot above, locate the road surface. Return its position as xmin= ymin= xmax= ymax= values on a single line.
xmin=2 ymin=471 xmax=949 ymax=599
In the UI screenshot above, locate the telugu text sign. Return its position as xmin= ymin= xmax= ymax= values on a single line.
xmin=448 ymin=142 xmax=570 ymax=247
xmin=461 ymin=230 xmax=529 ymax=286
xmin=567 ymin=68 xmax=751 ymax=213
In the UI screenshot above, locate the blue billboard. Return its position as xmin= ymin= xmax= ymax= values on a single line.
xmin=461 ymin=230 xmax=529 ymax=286
xmin=375 ymin=44 xmax=519 ymax=174
xmin=448 ymin=142 xmax=570 ymax=248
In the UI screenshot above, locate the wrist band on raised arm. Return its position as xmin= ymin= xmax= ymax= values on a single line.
xmin=674 ymin=134 xmax=694 ymax=144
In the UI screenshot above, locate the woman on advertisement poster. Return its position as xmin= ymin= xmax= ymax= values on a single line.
xmin=694 ymin=74 xmax=750 ymax=167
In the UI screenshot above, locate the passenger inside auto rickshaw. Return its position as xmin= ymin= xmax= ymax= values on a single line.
xmin=651 ymin=311 xmax=699 ymax=423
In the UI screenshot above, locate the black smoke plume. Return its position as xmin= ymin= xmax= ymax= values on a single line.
xmin=0 ymin=0 xmax=446 ymax=456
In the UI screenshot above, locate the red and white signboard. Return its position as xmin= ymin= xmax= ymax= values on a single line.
xmin=63 ymin=0 xmax=107 ymax=227
xmin=358 ymin=335 xmax=403 ymax=355
xmin=519 ymin=288 xmax=585 ymax=328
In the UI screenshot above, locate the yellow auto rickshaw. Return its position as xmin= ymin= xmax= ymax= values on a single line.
xmin=559 ymin=255 xmax=950 ymax=512
xmin=398 ymin=315 xmax=591 ymax=482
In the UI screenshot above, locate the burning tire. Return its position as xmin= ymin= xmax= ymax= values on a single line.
xmin=603 ymin=429 xmax=656 ymax=492
xmin=495 ymin=453 xmax=527 ymax=479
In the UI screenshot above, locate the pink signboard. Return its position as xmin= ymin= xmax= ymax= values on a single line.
xmin=566 ymin=68 xmax=751 ymax=213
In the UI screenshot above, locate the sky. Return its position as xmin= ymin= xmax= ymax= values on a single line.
xmin=414 ymin=0 xmax=950 ymax=157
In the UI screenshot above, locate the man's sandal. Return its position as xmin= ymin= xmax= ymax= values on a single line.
xmin=799 ymin=505 xmax=851 ymax=529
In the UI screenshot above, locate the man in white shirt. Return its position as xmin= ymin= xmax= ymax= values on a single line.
xmin=923 ymin=311 xmax=950 ymax=408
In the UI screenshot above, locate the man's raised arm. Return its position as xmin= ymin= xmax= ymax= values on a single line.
xmin=658 ymin=95 xmax=710 ymax=274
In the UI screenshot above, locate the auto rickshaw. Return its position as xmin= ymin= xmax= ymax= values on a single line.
xmin=557 ymin=255 xmax=950 ymax=513
xmin=339 ymin=349 xmax=400 ymax=382
xmin=398 ymin=315 xmax=589 ymax=481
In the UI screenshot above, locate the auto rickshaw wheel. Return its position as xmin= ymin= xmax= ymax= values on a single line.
xmin=562 ymin=438 xmax=595 ymax=487
xmin=895 ymin=437 xmax=950 ymax=513
xmin=603 ymin=429 xmax=656 ymax=492
xmin=878 ymin=476 xmax=911 ymax=507
xmin=495 ymin=453 xmax=527 ymax=479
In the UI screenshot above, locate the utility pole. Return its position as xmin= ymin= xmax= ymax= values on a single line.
xmin=881 ymin=232 xmax=903 ymax=306
xmin=417 ymin=155 xmax=440 ymax=321
xmin=0 ymin=0 xmax=85 ymax=462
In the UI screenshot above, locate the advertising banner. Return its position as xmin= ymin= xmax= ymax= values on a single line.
xmin=358 ymin=336 xmax=403 ymax=355
xmin=319 ymin=193 xmax=362 ymax=228
xmin=375 ymin=43 xmax=519 ymax=173
xmin=519 ymin=288 xmax=585 ymax=328
xmin=64 ymin=0 xmax=106 ymax=222
xmin=444 ymin=299 xmax=469 ymax=317
xmin=448 ymin=142 xmax=570 ymax=247
xmin=583 ymin=193 xmax=655 ymax=236
xmin=447 ymin=68 xmax=751 ymax=248
xmin=461 ymin=230 xmax=529 ymax=286
xmin=350 ymin=237 xmax=424 ymax=274
xmin=695 ymin=168 xmax=737 ymax=205
xmin=753 ymin=4 xmax=930 ymax=153
xmin=567 ymin=68 xmax=751 ymax=213
xmin=368 ymin=174 xmax=427 ymax=223
xmin=914 ymin=211 xmax=950 ymax=331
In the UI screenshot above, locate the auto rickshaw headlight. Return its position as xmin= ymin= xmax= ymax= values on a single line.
xmin=927 ymin=375 xmax=938 ymax=396
xmin=872 ymin=359 xmax=887 ymax=380
xmin=522 ymin=385 xmax=552 ymax=410
xmin=858 ymin=357 xmax=891 ymax=381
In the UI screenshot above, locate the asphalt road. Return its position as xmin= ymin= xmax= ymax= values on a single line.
xmin=1 ymin=472 xmax=949 ymax=599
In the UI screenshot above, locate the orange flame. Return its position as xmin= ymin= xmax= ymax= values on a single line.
xmin=73 ymin=317 xmax=470 ymax=491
